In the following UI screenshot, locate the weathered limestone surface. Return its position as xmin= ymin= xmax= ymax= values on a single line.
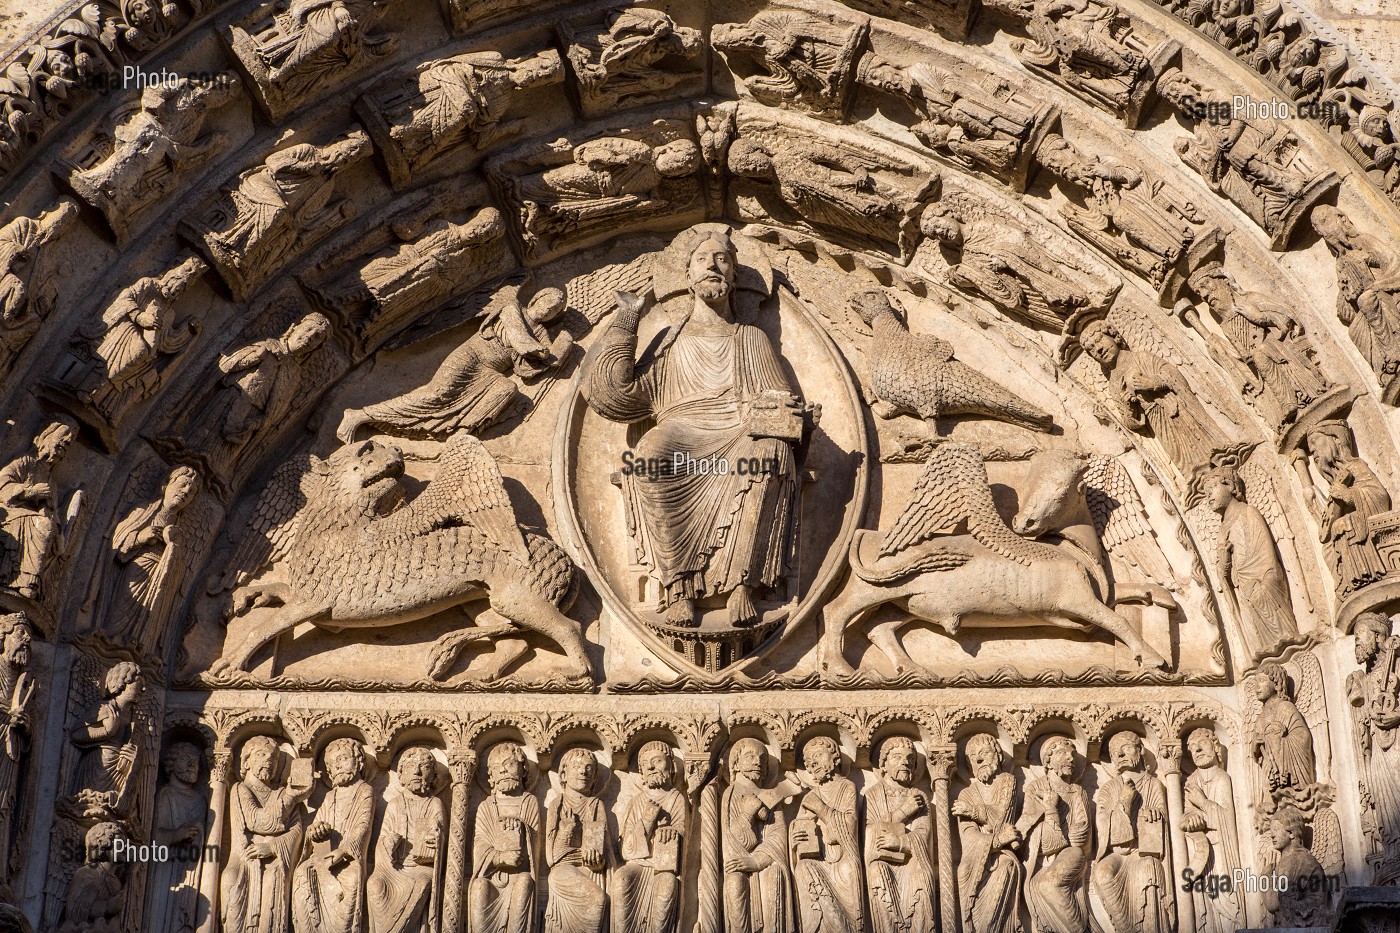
xmin=1 ymin=0 xmax=1400 ymax=931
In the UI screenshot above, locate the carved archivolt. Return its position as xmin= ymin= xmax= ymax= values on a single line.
xmin=1 ymin=0 xmax=1399 ymax=930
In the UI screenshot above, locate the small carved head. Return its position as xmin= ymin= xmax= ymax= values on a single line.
xmin=1311 ymin=205 xmax=1357 ymax=249
xmin=878 ymin=735 xmax=918 ymax=786
xmin=637 ymin=740 xmax=674 ymax=789
xmin=84 ymin=822 xmax=124 ymax=865
xmin=1354 ymin=613 xmax=1394 ymax=666
xmin=323 ymin=738 xmax=364 ymax=787
xmin=918 ymin=203 xmax=963 ymax=246
xmin=559 ymin=747 xmax=598 ymax=794
xmin=0 ymin=613 xmax=31 ymax=668
xmin=654 ymin=139 xmax=701 ymax=178
xmin=1360 ymin=106 xmax=1394 ymax=142
xmin=726 ymin=138 xmax=774 ymax=179
xmin=524 ymin=287 xmax=568 ymax=326
xmin=727 ymin=736 xmax=767 ymax=785
xmin=486 ymin=741 xmax=527 ymax=794
xmin=1040 ymin=735 xmax=1077 ymax=779
xmin=163 ymin=741 xmax=201 ymax=786
xmin=801 ymin=736 xmax=840 ymax=783
xmin=1106 ymin=731 xmax=1145 ymax=773
xmin=1200 ymin=465 xmax=1243 ymax=515
xmin=1251 ymin=662 xmax=1289 ymax=702
xmin=35 ymin=418 xmax=76 ymax=462
xmin=103 ymin=661 xmax=142 ymax=704
xmin=240 ymin=735 xmax=282 ymax=786
xmin=1078 ymin=320 xmax=1122 ymax=368
xmin=964 ymin=733 xmax=1003 ymax=784
xmin=1186 ymin=728 xmax=1223 ymax=769
xmin=284 ymin=312 xmax=331 ymax=356
xmin=1269 ymin=806 xmax=1307 ymax=851
xmin=397 ymin=746 xmax=438 ymax=796
xmin=163 ymin=465 xmax=201 ymax=511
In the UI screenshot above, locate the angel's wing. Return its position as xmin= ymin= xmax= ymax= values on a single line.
xmin=567 ymin=255 xmax=653 ymax=325
xmin=410 ymin=432 xmax=529 ymax=560
xmin=880 ymin=443 xmax=1028 ymax=562
xmin=1311 ymin=806 xmax=1345 ymax=876
xmin=208 ymin=454 xmax=316 ymax=596
xmin=1085 ymin=455 xmax=1178 ymax=591
xmin=1293 ymin=651 xmax=1331 ymax=776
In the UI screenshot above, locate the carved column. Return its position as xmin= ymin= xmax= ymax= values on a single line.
xmin=441 ymin=750 xmax=476 ymax=933
xmin=1160 ymin=740 xmax=1195 ymax=933
xmin=929 ymin=745 xmax=960 ymax=933
xmin=688 ymin=754 xmax=721 ymax=933
xmin=195 ymin=749 xmax=232 ymax=933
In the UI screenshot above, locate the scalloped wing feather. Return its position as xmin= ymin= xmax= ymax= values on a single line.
xmin=412 ymin=432 xmax=528 ymax=559
xmin=210 ymin=453 xmax=316 ymax=595
xmin=567 ymin=255 xmax=654 ymax=325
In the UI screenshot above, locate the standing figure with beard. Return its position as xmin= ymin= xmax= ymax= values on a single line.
xmin=1016 ymin=736 xmax=1091 ymax=933
xmin=614 ymin=741 xmax=687 ymax=933
xmin=953 ymin=734 xmax=1022 ymax=933
xmin=545 ymin=748 xmax=610 ymax=933
xmin=292 ymin=739 xmax=373 ymax=933
xmin=368 ymin=747 xmax=446 ymax=933
xmin=1091 ymin=732 xmax=1171 ymax=933
xmin=864 ymin=736 xmax=933 ymax=933
xmin=790 ymin=737 xmax=863 ymax=933
xmin=222 ymin=736 xmax=313 ymax=933
xmin=1348 ymin=613 xmax=1400 ymax=883
xmin=721 ymin=737 xmax=793 ymax=933
xmin=471 ymin=742 xmax=540 ymax=933
xmin=585 ymin=226 xmax=803 ymax=628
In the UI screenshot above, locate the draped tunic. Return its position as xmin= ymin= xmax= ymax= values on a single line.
xmin=587 ymin=304 xmax=798 ymax=605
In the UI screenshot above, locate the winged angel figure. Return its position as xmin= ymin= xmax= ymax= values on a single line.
xmin=206 ymin=431 xmax=591 ymax=681
xmin=820 ymin=442 xmax=1171 ymax=675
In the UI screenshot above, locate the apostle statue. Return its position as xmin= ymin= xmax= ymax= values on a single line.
xmin=953 ymin=734 xmax=1022 ymax=933
xmin=148 ymin=741 xmax=209 ymax=933
xmin=1181 ymin=729 xmax=1242 ymax=933
xmin=293 ymin=739 xmax=374 ymax=933
xmin=544 ymin=748 xmax=609 ymax=933
xmin=614 ymin=741 xmax=687 ymax=933
xmin=367 ymin=747 xmax=445 ymax=933
xmin=1090 ymin=732 xmax=1171 ymax=933
xmin=470 ymin=741 xmax=540 ymax=933
xmin=790 ymin=736 xmax=863 ymax=933
xmin=865 ymin=736 xmax=934 ymax=933
xmin=1249 ymin=662 xmax=1318 ymax=804
xmin=721 ymin=737 xmax=794 ymax=933
xmin=584 ymin=225 xmax=803 ymax=627
xmin=1016 ymin=736 xmax=1091 ymax=933
xmin=1347 ymin=612 xmax=1400 ymax=883
xmin=221 ymin=736 xmax=313 ymax=933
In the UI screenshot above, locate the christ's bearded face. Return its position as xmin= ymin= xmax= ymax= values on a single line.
xmin=689 ymin=238 xmax=735 ymax=305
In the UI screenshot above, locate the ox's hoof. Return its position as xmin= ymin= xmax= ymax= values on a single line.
xmin=1137 ymin=646 xmax=1169 ymax=670
xmin=821 ymin=651 xmax=857 ymax=679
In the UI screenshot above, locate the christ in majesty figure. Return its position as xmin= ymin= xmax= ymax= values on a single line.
xmin=585 ymin=227 xmax=802 ymax=628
